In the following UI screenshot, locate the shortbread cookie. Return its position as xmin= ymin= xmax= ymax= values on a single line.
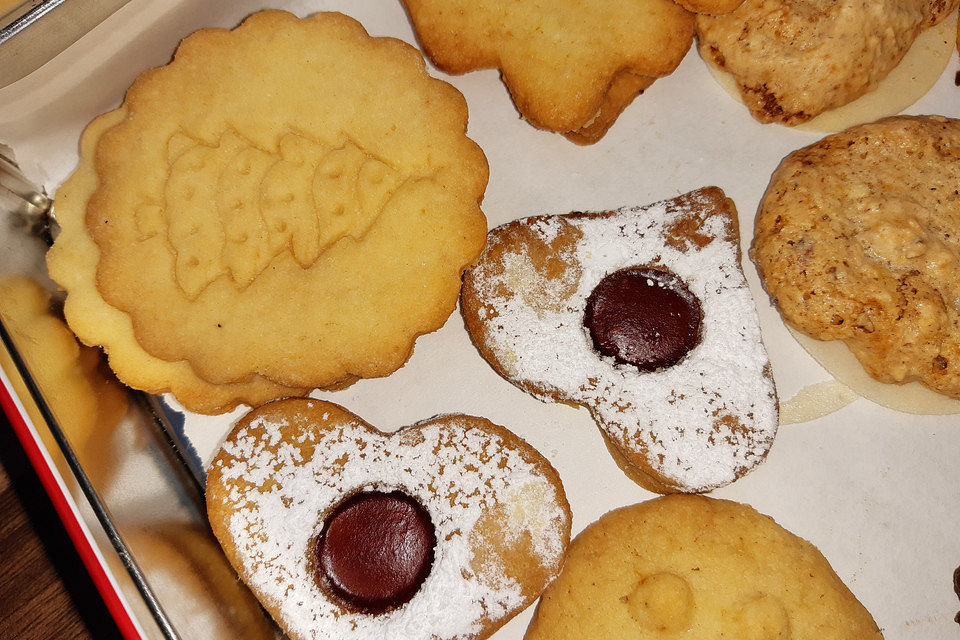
xmin=49 ymin=109 xmax=307 ymax=414
xmin=526 ymin=495 xmax=884 ymax=640
xmin=752 ymin=115 xmax=960 ymax=398
xmin=697 ymin=0 xmax=959 ymax=125
xmin=400 ymin=0 xmax=694 ymax=143
xmin=461 ymin=188 xmax=778 ymax=493
xmin=46 ymin=10 xmax=488 ymax=413
xmin=206 ymin=398 xmax=571 ymax=640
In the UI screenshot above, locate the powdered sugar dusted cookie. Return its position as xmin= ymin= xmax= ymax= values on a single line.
xmin=461 ymin=188 xmax=778 ymax=493
xmin=206 ymin=398 xmax=571 ymax=640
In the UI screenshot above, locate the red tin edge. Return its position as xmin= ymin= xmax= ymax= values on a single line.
xmin=0 ymin=379 xmax=143 ymax=640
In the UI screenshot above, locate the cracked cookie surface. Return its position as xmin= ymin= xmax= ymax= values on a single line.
xmin=696 ymin=0 xmax=958 ymax=125
xmin=753 ymin=116 xmax=960 ymax=398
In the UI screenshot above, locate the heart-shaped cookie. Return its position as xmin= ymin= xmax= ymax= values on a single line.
xmin=206 ymin=398 xmax=571 ymax=640
xmin=460 ymin=187 xmax=778 ymax=493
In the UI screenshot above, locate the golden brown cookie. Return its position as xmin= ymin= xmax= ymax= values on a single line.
xmin=49 ymin=109 xmax=307 ymax=414
xmin=400 ymin=0 xmax=694 ymax=143
xmin=461 ymin=188 xmax=778 ymax=493
xmin=752 ymin=115 xmax=960 ymax=398
xmin=697 ymin=0 xmax=959 ymax=125
xmin=46 ymin=10 xmax=488 ymax=413
xmin=206 ymin=398 xmax=571 ymax=640
xmin=526 ymin=495 xmax=884 ymax=640
xmin=676 ymin=0 xmax=744 ymax=14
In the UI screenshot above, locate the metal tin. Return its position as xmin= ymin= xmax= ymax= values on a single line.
xmin=0 ymin=0 xmax=132 ymax=89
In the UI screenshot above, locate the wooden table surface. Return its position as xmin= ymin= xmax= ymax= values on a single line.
xmin=0 ymin=413 xmax=122 ymax=640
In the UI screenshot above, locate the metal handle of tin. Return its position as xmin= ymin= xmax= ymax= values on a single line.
xmin=0 ymin=149 xmax=55 ymax=244
xmin=0 ymin=150 xmax=52 ymax=217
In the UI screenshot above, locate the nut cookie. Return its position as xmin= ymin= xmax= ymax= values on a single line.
xmin=400 ymin=0 xmax=694 ymax=143
xmin=206 ymin=398 xmax=571 ymax=640
xmin=697 ymin=0 xmax=959 ymax=125
xmin=675 ymin=0 xmax=744 ymax=14
xmin=46 ymin=11 xmax=487 ymax=412
xmin=461 ymin=188 xmax=778 ymax=493
xmin=526 ymin=495 xmax=884 ymax=640
xmin=752 ymin=115 xmax=960 ymax=398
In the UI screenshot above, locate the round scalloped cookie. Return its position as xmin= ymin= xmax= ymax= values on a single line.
xmin=526 ymin=495 xmax=884 ymax=640
xmin=206 ymin=398 xmax=571 ymax=640
xmin=47 ymin=10 xmax=488 ymax=406
xmin=48 ymin=108 xmax=306 ymax=414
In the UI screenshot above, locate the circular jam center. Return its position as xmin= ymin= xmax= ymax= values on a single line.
xmin=314 ymin=490 xmax=435 ymax=614
xmin=584 ymin=267 xmax=702 ymax=371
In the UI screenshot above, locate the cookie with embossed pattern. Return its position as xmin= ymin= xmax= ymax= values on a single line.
xmin=46 ymin=10 xmax=488 ymax=413
xmin=526 ymin=495 xmax=884 ymax=640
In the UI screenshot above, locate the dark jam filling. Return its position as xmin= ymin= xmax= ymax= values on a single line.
xmin=954 ymin=566 xmax=960 ymax=625
xmin=313 ymin=490 xmax=436 ymax=614
xmin=584 ymin=267 xmax=702 ymax=371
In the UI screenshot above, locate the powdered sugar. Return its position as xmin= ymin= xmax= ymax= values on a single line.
xmin=466 ymin=191 xmax=778 ymax=492
xmin=209 ymin=404 xmax=569 ymax=640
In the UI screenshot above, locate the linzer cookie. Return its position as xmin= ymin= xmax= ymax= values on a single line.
xmin=752 ymin=115 xmax=960 ymax=399
xmin=206 ymin=398 xmax=571 ymax=640
xmin=526 ymin=495 xmax=884 ymax=640
xmin=399 ymin=0 xmax=694 ymax=143
xmin=46 ymin=10 xmax=488 ymax=414
xmin=461 ymin=188 xmax=778 ymax=493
